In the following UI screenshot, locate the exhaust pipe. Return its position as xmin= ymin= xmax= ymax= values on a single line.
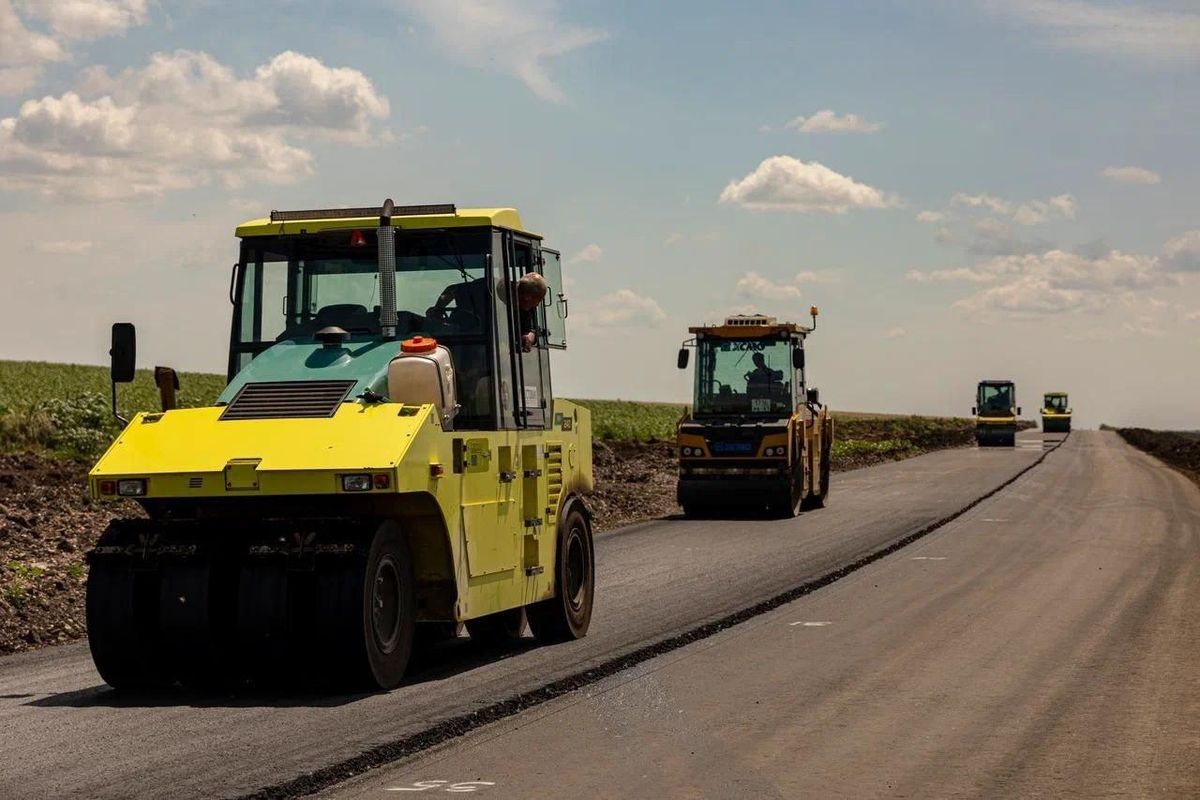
xmin=378 ymin=198 xmax=397 ymax=339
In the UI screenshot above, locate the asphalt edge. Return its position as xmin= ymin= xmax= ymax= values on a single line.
xmin=236 ymin=435 xmax=1067 ymax=800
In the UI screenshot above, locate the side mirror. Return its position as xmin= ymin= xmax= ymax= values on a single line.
xmin=677 ymin=348 xmax=689 ymax=369
xmin=154 ymin=366 xmax=180 ymax=412
xmin=971 ymin=406 xmax=977 ymax=415
xmin=110 ymin=323 xmax=136 ymax=383
xmin=792 ymin=348 xmax=805 ymax=370
xmin=806 ymin=387 xmax=820 ymax=406
xmin=1017 ymin=407 xmax=1022 ymax=416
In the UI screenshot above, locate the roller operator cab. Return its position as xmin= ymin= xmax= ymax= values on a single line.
xmin=974 ymin=380 xmax=1020 ymax=447
xmin=675 ymin=311 xmax=833 ymax=517
xmin=87 ymin=201 xmax=595 ymax=691
xmin=1042 ymin=392 xmax=1072 ymax=434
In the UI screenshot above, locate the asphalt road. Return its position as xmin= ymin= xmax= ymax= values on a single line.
xmin=332 ymin=431 xmax=1200 ymax=799
xmin=0 ymin=433 xmax=1060 ymax=799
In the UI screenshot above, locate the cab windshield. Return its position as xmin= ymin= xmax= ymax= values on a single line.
xmin=694 ymin=337 xmax=793 ymax=416
xmin=1045 ymin=394 xmax=1068 ymax=412
xmin=978 ymin=383 xmax=1015 ymax=415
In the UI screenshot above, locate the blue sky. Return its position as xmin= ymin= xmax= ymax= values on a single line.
xmin=1 ymin=1 xmax=1197 ymax=427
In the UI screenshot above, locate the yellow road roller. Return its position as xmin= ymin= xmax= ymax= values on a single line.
xmin=87 ymin=201 xmax=594 ymax=690
xmin=1042 ymin=392 xmax=1072 ymax=433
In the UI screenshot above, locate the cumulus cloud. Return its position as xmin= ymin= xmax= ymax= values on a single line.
xmin=574 ymin=288 xmax=667 ymax=328
xmin=951 ymin=191 xmax=1075 ymax=227
xmin=1102 ymin=165 xmax=1162 ymax=185
xmin=885 ymin=327 xmax=906 ymax=339
xmin=720 ymin=156 xmax=899 ymax=214
xmin=0 ymin=50 xmax=390 ymax=198
xmin=18 ymin=0 xmax=147 ymax=40
xmin=736 ymin=271 xmax=804 ymax=300
xmin=568 ymin=243 xmax=603 ymax=264
xmin=1163 ymin=230 xmax=1200 ymax=272
xmin=785 ymin=109 xmax=882 ymax=134
xmin=916 ymin=210 xmax=946 ymax=224
xmin=981 ymin=0 xmax=1200 ymax=63
xmin=0 ymin=1 xmax=149 ymax=95
xmin=398 ymin=0 xmax=605 ymax=103
xmin=911 ymin=248 xmax=1179 ymax=315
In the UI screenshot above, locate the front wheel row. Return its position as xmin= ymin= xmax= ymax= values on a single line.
xmin=86 ymin=503 xmax=595 ymax=693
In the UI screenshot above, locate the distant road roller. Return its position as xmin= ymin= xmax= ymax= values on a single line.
xmin=973 ymin=379 xmax=1020 ymax=447
xmin=674 ymin=310 xmax=833 ymax=517
xmin=87 ymin=201 xmax=594 ymax=690
xmin=1041 ymin=392 xmax=1071 ymax=433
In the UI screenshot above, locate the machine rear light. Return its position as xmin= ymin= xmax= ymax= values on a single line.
xmin=116 ymin=479 xmax=146 ymax=497
xmin=341 ymin=474 xmax=372 ymax=492
xmin=373 ymin=473 xmax=391 ymax=490
xmin=99 ymin=480 xmax=116 ymax=496
xmin=349 ymin=229 xmax=367 ymax=247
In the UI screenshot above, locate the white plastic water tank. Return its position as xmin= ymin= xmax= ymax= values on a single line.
xmin=387 ymin=336 xmax=458 ymax=425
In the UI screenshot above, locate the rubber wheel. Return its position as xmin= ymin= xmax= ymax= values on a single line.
xmin=313 ymin=521 xmax=415 ymax=690
xmin=157 ymin=558 xmax=219 ymax=685
xmin=86 ymin=552 xmax=156 ymax=691
xmin=803 ymin=436 xmax=831 ymax=510
xmin=465 ymin=608 xmax=526 ymax=647
xmin=527 ymin=506 xmax=594 ymax=642
xmin=236 ymin=559 xmax=289 ymax=682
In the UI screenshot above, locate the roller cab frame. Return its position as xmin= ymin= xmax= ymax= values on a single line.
xmin=973 ymin=379 xmax=1020 ymax=447
xmin=87 ymin=202 xmax=594 ymax=691
xmin=1041 ymin=392 xmax=1071 ymax=434
xmin=675 ymin=310 xmax=833 ymax=518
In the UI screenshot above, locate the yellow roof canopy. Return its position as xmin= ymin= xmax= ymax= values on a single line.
xmin=236 ymin=206 xmax=538 ymax=239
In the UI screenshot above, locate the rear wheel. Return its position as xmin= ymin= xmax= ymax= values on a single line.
xmin=528 ymin=506 xmax=594 ymax=642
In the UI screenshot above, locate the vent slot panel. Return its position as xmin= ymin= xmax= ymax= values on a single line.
xmin=545 ymin=443 xmax=563 ymax=518
xmin=220 ymin=380 xmax=356 ymax=420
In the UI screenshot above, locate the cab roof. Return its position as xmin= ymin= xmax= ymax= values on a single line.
xmin=236 ymin=206 xmax=540 ymax=239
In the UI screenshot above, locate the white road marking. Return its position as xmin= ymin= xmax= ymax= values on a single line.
xmin=911 ymin=556 xmax=947 ymax=561
xmin=386 ymin=781 xmax=496 ymax=793
xmin=789 ymin=621 xmax=832 ymax=627
xmin=980 ymin=518 xmax=1008 ymax=522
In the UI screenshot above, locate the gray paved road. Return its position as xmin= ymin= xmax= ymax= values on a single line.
xmin=333 ymin=431 xmax=1200 ymax=799
xmin=0 ymin=435 xmax=1055 ymax=799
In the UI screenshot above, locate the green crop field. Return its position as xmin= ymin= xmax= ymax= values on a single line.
xmin=0 ymin=359 xmax=974 ymax=457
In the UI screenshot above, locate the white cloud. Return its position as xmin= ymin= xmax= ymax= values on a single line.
xmin=1185 ymin=310 xmax=1200 ymax=322
xmin=885 ymin=327 xmax=906 ymax=339
xmin=785 ymin=109 xmax=882 ymax=134
xmin=398 ymin=0 xmax=606 ymax=103
xmin=18 ymin=0 xmax=147 ymax=40
xmin=663 ymin=232 xmax=683 ymax=246
xmin=1163 ymin=230 xmax=1200 ymax=272
xmin=1102 ymin=165 xmax=1162 ymax=185
xmin=916 ymin=210 xmax=946 ymax=224
xmin=982 ymin=0 xmax=1200 ymax=63
xmin=914 ymin=248 xmax=1179 ymax=315
xmin=568 ymin=243 xmax=603 ymax=264
xmin=34 ymin=238 xmax=93 ymax=254
xmin=0 ymin=50 xmax=390 ymax=198
xmin=952 ymin=192 xmax=1012 ymax=215
xmin=736 ymin=271 xmax=804 ymax=300
xmin=951 ymin=191 xmax=1075 ymax=227
xmin=720 ymin=156 xmax=899 ymax=214
xmin=574 ymin=288 xmax=667 ymax=328
xmin=0 ymin=1 xmax=150 ymax=95
xmin=793 ymin=270 xmax=840 ymax=284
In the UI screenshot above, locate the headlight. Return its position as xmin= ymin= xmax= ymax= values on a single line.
xmin=341 ymin=473 xmax=373 ymax=492
xmin=117 ymin=478 xmax=147 ymax=497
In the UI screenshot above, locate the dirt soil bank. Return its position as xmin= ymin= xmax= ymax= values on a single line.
xmin=1114 ymin=428 xmax=1200 ymax=485
xmin=1 ymin=431 xmax=968 ymax=656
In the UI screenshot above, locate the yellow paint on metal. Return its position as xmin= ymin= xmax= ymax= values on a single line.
xmin=235 ymin=208 xmax=539 ymax=239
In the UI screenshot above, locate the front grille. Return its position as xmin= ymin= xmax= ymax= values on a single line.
xmin=220 ymin=380 xmax=356 ymax=420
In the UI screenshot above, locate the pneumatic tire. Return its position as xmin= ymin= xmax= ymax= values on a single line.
xmin=313 ymin=521 xmax=415 ymax=690
xmin=527 ymin=505 xmax=594 ymax=642
xmin=86 ymin=522 xmax=156 ymax=691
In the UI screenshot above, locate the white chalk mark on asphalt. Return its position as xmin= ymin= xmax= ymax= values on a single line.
xmin=980 ymin=518 xmax=1009 ymax=522
xmin=911 ymin=556 xmax=948 ymax=561
xmin=385 ymin=780 xmax=496 ymax=792
xmin=789 ymin=621 xmax=832 ymax=627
